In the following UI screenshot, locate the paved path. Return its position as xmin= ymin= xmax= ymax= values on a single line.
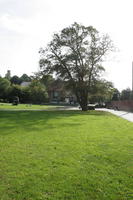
xmin=97 ymin=108 xmax=133 ymax=122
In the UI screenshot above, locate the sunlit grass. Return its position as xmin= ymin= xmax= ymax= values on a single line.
xmin=0 ymin=110 xmax=133 ymax=200
xmin=0 ymin=103 xmax=69 ymax=110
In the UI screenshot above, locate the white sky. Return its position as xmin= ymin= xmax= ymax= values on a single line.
xmin=0 ymin=0 xmax=133 ymax=91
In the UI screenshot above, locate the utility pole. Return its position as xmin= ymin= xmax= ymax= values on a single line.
xmin=132 ymin=62 xmax=133 ymax=91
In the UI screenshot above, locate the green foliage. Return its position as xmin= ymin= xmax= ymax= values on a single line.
xmin=5 ymin=70 xmax=11 ymax=80
xmin=0 ymin=72 xmax=48 ymax=103
xmin=20 ymin=81 xmax=48 ymax=104
xmin=0 ymin=68 xmax=49 ymax=104
xmin=10 ymin=75 xmax=22 ymax=85
xmin=28 ymin=80 xmax=48 ymax=103
xmin=120 ymin=88 xmax=132 ymax=100
xmin=10 ymin=84 xmax=22 ymax=96
xmin=0 ymin=77 xmax=11 ymax=100
xmin=39 ymin=22 xmax=113 ymax=110
xmin=20 ymin=73 xmax=31 ymax=82
xmin=20 ymin=86 xmax=31 ymax=103
xmin=0 ymin=111 xmax=133 ymax=199
xmin=40 ymin=74 xmax=55 ymax=89
xmin=111 ymin=88 xmax=133 ymax=101
xmin=89 ymin=79 xmax=114 ymax=103
xmin=112 ymin=89 xmax=120 ymax=101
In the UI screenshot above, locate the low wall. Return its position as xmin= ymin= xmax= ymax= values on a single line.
xmin=111 ymin=100 xmax=133 ymax=112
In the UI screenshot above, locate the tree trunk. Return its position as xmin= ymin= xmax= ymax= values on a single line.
xmin=75 ymin=90 xmax=88 ymax=111
xmin=80 ymin=97 xmax=88 ymax=111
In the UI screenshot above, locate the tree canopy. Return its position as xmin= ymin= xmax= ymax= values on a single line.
xmin=0 ymin=77 xmax=11 ymax=99
xmin=39 ymin=22 xmax=113 ymax=110
xmin=20 ymin=74 xmax=31 ymax=82
xmin=10 ymin=75 xmax=21 ymax=85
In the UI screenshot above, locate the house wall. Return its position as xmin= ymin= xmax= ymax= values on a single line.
xmin=20 ymin=82 xmax=31 ymax=87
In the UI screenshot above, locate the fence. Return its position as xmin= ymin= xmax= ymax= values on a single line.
xmin=111 ymin=100 xmax=133 ymax=112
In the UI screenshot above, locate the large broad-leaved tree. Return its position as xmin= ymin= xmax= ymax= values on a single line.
xmin=39 ymin=22 xmax=113 ymax=110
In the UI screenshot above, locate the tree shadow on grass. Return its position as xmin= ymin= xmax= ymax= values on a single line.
xmin=0 ymin=110 xmax=109 ymax=136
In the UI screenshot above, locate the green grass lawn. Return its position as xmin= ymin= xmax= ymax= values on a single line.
xmin=0 ymin=103 xmax=69 ymax=110
xmin=0 ymin=110 xmax=133 ymax=200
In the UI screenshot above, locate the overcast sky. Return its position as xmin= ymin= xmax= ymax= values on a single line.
xmin=0 ymin=0 xmax=133 ymax=91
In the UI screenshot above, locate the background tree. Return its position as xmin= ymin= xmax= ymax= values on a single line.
xmin=20 ymin=73 xmax=31 ymax=82
xmin=112 ymin=89 xmax=120 ymax=101
xmin=19 ymin=86 xmax=30 ymax=103
xmin=0 ymin=77 xmax=11 ymax=101
xmin=10 ymin=75 xmax=21 ymax=85
xmin=0 ymin=72 xmax=48 ymax=104
xmin=40 ymin=74 xmax=54 ymax=88
xmin=8 ymin=84 xmax=22 ymax=103
xmin=5 ymin=70 xmax=11 ymax=80
xmin=89 ymin=79 xmax=114 ymax=103
xmin=39 ymin=22 xmax=113 ymax=110
xmin=120 ymin=88 xmax=132 ymax=100
xmin=28 ymin=80 xmax=48 ymax=104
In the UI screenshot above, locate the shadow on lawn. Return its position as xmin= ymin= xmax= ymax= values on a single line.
xmin=0 ymin=110 xmax=109 ymax=136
